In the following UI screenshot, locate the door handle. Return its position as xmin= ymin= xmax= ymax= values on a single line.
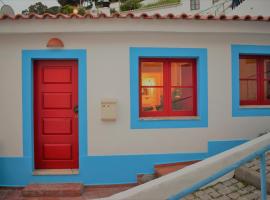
xmin=74 ymin=105 xmax=78 ymax=114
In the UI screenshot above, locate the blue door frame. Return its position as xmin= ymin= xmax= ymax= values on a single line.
xmin=22 ymin=49 xmax=88 ymax=170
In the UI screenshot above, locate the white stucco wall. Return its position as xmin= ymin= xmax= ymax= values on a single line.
xmin=229 ymin=0 xmax=270 ymax=16
xmin=0 ymin=20 xmax=269 ymax=156
xmin=121 ymin=0 xmax=214 ymax=16
xmin=122 ymin=0 xmax=270 ymax=17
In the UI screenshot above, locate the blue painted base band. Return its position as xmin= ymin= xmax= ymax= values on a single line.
xmin=0 ymin=140 xmax=246 ymax=186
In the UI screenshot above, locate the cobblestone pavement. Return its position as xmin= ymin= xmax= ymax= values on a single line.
xmin=183 ymin=152 xmax=270 ymax=200
xmin=182 ymin=178 xmax=269 ymax=200
xmin=243 ymin=152 xmax=270 ymax=176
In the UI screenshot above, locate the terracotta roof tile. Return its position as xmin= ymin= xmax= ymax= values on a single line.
xmin=0 ymin=13 xmax=269 ymax=21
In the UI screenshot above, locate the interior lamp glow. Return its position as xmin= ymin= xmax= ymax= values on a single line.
xmin=73 ymin=8 xmax=79 ymax=14
xmin=142 ymin=78 xmax=155 ymax=96
xmin=143 ymin=78 xmax=155 ymax=86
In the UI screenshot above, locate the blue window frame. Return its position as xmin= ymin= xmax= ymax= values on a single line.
xmin=130 ymin=47 xmax=208 ymax=129
xmin=231 ymin=44 xmax=270 ymax=117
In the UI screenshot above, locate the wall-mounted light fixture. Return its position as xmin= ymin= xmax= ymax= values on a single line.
xmin=47 ymin=38 xmax=64 ymax=48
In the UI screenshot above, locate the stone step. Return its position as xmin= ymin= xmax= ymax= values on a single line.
xmin=155 ymin=161 xmax=199 ymax=177
xmin=235 ymin=165 xmax=270 ymax=194
xmin=136 ymin=161 xmax=199 ymax=184
xmin=234 ymin=152 xmax=270 ymax=194
xmin=22 ymin=183 xmax=84 ymax=197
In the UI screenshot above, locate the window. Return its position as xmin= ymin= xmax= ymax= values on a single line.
xmin=130 ymin=47 xmax=208 ymax=129
xmin=240 ymin=56 xmax=270 ymax=106
xmin=190 ymin=0 xmax=200 ymax=10
xmin=231 ymin=44 xmax=270 ymax=117
xmin=139 ymin=58 xmax=197 ymax=118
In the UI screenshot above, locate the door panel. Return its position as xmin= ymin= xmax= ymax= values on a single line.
xmin=43 ymin=118 xmax=72 ymax=135
xmin=34 ymin=60 xmax=78 ymax=169
xmin=43 ymin=93 xmax=72 ymax=109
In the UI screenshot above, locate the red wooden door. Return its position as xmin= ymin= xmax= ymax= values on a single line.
xmin=34 ymin=60 xmax=78 ymax=169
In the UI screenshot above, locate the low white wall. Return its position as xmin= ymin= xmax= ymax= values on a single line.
xmin=0 ymin=20 xmax=269 ymax=156
xmin=99 ymin=133 xmax=270 ymax=200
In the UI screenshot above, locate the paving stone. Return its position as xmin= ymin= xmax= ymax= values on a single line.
xmin=203 ymin=187 xmax=216 ymax=194
xmin=199 ymin=194 xmax=212 ymax=200
xmin=231 ymin=178 xmax=239 ymax=184
xmin=235 ymin=182 xmax=246 ymax=189
xmin=213 ymin=183 xmax=225 ymax=190
xmin=195 ymin=191 xmax=206 ymax=197
xmin=228 ymin=192 xmax=240 ymax=199
xmin=253 ymin=190 xmax=261 ymax=197
xmin=238 ymin=197 xmax=249 ymax=200
xmin=223 ymin=179 xmax=234 ymax=187
xmin=217 ymin=187 xmax=233 ymax=195
xmin=228 ymin=185 xmax=238 ymax=193
xmin=215 ymin=195 xmax=231 ymax=200
xmin=245 ymin=185 xmax=256 ymax=192
xmin=208 ymin=191 xmax=222 ymax=198
xmin=240 ymin=193 xmax=259 ymax=200
xmin=238 ymin=188 xmax=249 ymax=195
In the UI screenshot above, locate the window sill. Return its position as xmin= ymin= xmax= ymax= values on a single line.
xmin=240 ymin=105 xmax=270 ymax=109
xmin=139 ymin=116 xmax=200 ymax=121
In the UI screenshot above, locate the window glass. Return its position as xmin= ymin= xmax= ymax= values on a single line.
xmin=240 ymin=80 xmax=257 ymax=101
xmin=263 ymin=59 xmax=270 ymax=79
xmin=171 ymin=88 xmax=194 ymax=111
xmin=141 ymin=62 xmax=164 ymax=113
xmin=264 ymin=81 xmax=270 ymax=101
xmin=171 ymin=62 xmax=193 ymax=86
xmin=190 ymin=0 xmax=200 ymax=10
xmin=240 ymin=59 xmax=257 ymax=79
xmin=240 ymin=58 xmax=258 ymax=102
xmin=141 ymin=88 xmax=164 ymax=112
xmin=264 ymin=59 xmax=270 ymax=101
xmin=141 ymin=62 xmax=163 ymax=86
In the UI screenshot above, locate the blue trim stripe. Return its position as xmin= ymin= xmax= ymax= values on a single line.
xmin=130 ymin=47 xmax=208 ymax=129
xmin=0 ymin=140 xmax=246 ymax=186
xmin=169 ymin=144 xmax=270 ymax=200
xmin=231 ymin=44 xmax=270 ymax=117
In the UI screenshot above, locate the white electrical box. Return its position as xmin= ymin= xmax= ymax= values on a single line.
xmin=101 ymin=99 xmax=117 ymax=121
